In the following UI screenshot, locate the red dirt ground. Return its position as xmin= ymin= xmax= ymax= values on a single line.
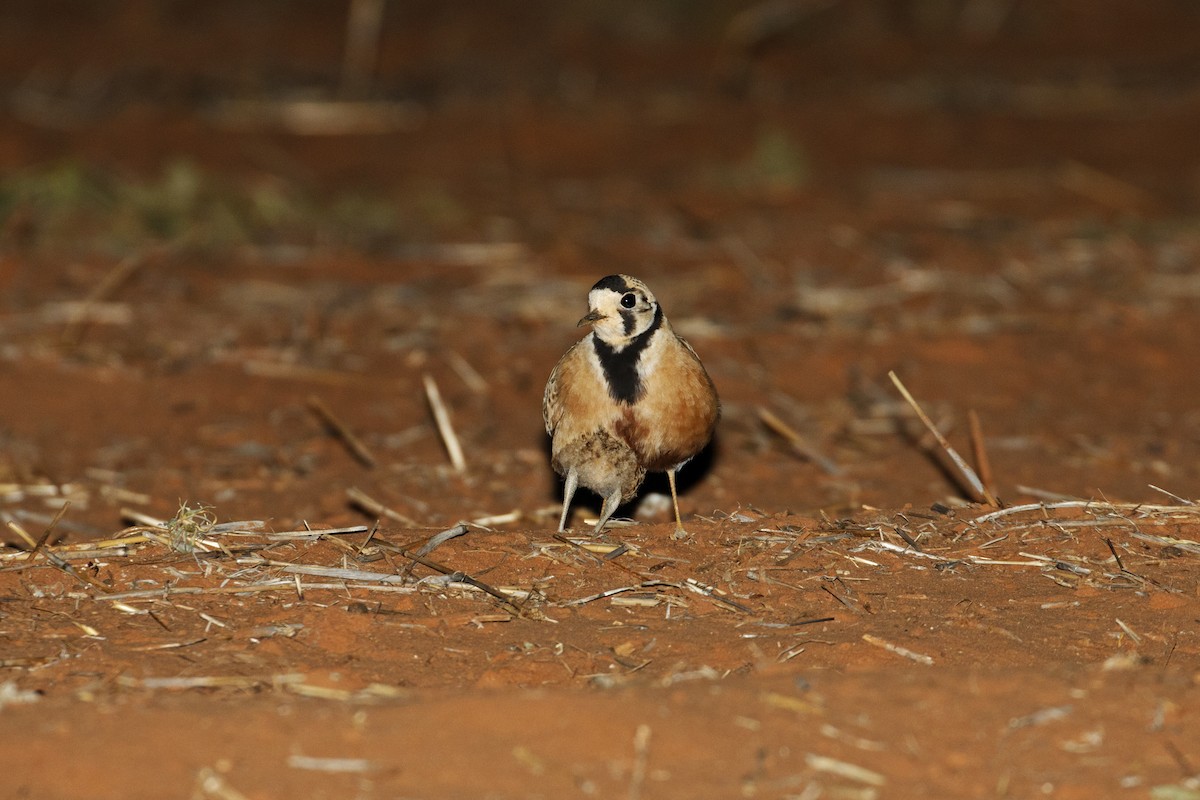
xmin=1 ymin=3 xmax=1198 ymax=798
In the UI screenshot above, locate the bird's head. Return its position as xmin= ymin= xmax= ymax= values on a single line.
xmin=578 ymin=274 xmax=661 ymax=346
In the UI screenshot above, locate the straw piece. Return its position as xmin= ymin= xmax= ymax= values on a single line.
xmin=307 ymin=395 xmax=377 ymax=468
xmin=861 ymin=633 xmax=934 ymax=665
xmin=967 ymin=409 xmax=1000 ymax=507
xmin=423 ymin=373 xmax=466 ymax=473
xmin=804 ymin=753 xmax=887 ymax=787
xmin=446 ymin=350 xmax=489 ymax=394
xmin=412 ymin=524 xmax=469 ymax=558
xmin=757 ymin=407 xmax=842 ymax=475
xmin=287 ymin=755 xmax=376 ymax=773
xmin=889 ymin=371 xmax=990 ymax=502
xmin=346 ymin=487 xmax=419 ymax=527
xmin=61 ymin=254 xmax=141 ymax=347
xmin=4 ymin=520 xmax=38 ymax=549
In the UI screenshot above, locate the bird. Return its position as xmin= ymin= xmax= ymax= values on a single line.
xmin=543 ymin=274 xmax=719 ymax=538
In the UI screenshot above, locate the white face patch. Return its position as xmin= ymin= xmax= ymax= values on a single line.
xmin=586 ymin=287 xmax=659 ymax=347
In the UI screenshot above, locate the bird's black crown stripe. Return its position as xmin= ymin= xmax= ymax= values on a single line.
xmin=591 ymin=274 xmax=629 ymax=294
xmin=593 ymin=305 xmax=663 ymax=404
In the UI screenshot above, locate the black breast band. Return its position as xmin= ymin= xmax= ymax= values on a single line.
xmin=592 ymin=306 xmax=663 ymax=404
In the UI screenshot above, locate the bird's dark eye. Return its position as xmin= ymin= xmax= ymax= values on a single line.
xmin=620 ymin=293 xmax=637 ymax=309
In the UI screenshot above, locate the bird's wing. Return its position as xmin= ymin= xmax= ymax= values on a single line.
xmin=542 ymin=346 xmax=571 ymax=435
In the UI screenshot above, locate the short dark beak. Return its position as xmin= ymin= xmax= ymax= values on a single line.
xmin=577 ymin=310 xmax=604 ymax=327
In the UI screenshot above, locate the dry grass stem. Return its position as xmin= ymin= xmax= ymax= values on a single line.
xmin=423 ymin=373 xmax=467 ymax=473
xmin=565 ymin=583 xmax=660 ymax=607
xmin=628 ymin=724 xmax=652 ymax=800
xmin=24 ymin=501 xmax=70 ymax=561
xmin=4 ymin=520 xmax=38 ymax=549
xmin=287 ymin=755 xmax=376 ymax=773
xmin=307 ymin=395 xmax=377 ymax=468
xmin=346 ymin=487 xmax=419 ymax=527
xmin=121 ymin=674 xmax=306 ymax=690
xmin=974 ymin=500 xmax=1200 ymax=526
xmin=276 ymin=563 xmax=411 ymax=585
xmin=1128 ymin=531 xmax=1200 ymax=556
xmin=1147 ymin=485 xmax=1195 ymax=505
xmin=195 ymin=766 xmax=252 ymax=800
xmin=469 ymin=510 xmax=521 ymax=528
xmin=861 ymin=633 xmax=934 ymax=665
xmin=757 ymin=407 xmax=842 ymax=475
xmin=683 ymin=577 xmax=753 ymax=614
xmin=968 ymin=409 xmax=999 ymax=506
xmin=1114 ymin=618 xmax=1142 ymax=644
xmin=266 ymin=525 xmax=370 ymax=541
xmin=446 ymin=350 xmax=489 ymax=394
xmin=61 ymin=253 xmax=142 ymax=347
xmin=889 ymin=371 xmax=991 ymax=504
xmin=804 ymin=753 xmax=887 ymax=787
xmin=412 ymin=524 xmax=469 ymax=558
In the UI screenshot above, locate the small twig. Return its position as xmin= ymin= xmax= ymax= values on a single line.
xmin=288 ymin=755 xmax=376 ymax=774
xmin=889 ymin=371 xmax=989 ymax=503
xmin=266 ymin=525 xmax=370 ymax=541
xmin=757 ymin=407 xmax=842 ymax=476
xmin=1015 ymin=485 xmax=1082 ymax=502
xmin=861 ymin=633 xmax=934 ymax=665
xmin=565 ymin=583 xmax=659 ymax=607
xmin=400 ymin=523 xmax=469 ymax=580
xmin=820 ymin=583 xmax=860 ymax=612
xmin=274 ymin=563 xmax=409 ymax=585
xmin=25 ymin=501 xmax=70 ymax=561
xmin=1114 ymin=618 xmax=1142 ymax=645
xmin=974 ymin=499 xmax=1200 ymax=525
xmin=968 ymin=409 xmax=1000 ymax=507
xmin=628 ymin=724 xmax=652 ymax=800
xmin=469 ymin=510 xmax=521 ymax=528
xmin=375 ymin=537 xmax=519 ymax=613
xmin=61 ymin=254 xmax=142 ymax=347
xmin=412 ymin=524 xmax=468 ymax=558
xmin=196 ymin=766 xmax=252 ymax=800
xmin=682 ymin=577 xmax=753 ymax=614
xmin=4 ymin=520 xmax=38 ymax=549
xmin=804 ymin=753 xmax=887 ymax=787
xmin=1103 ymin=537 xmax=1126 ymax=571
xmin=890 ymin=523 xmax=924 ymax=553
xmin=346 ymin=487 xmax=419 ymax=527
xmin=1147 ymin=484 xmax=1195 ymax=506
xmin=423 ymin=374 xmax=466 ymax=473
xmin=307 ymin=395 xmax=377 ymax=468
xmin=446 ymin=350 xmax=489 ymax=394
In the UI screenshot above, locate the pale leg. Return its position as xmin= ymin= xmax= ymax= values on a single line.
xmin=593 ymin=488 xmax=623 ymax=535
xmin=557 ymin=469 xmax=579 ymax=532
xmin=668 ymin=468 xmax=687 ymax=539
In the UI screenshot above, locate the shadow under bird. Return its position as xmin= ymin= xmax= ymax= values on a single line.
xmin=543 ymin=274 xmax=720 ymax=537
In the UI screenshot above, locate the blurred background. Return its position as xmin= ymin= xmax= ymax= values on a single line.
xmin=3 ymin=1 xmax=1199 ymax=257
xmin=2 ymin=0 xmax=1200 ymax=532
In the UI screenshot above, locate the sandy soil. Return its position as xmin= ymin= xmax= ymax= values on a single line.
xmin=1 ymin=3 xmax=1198 ymax=799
